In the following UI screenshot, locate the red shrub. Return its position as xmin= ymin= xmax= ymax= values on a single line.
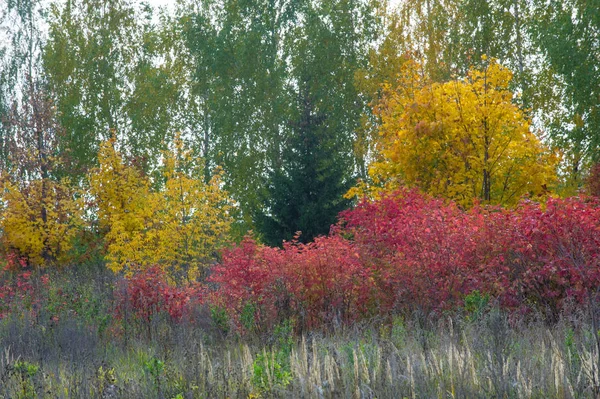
xmin=209 ymin=235 xmax=376 ymax=332
xmin=587 ymin=163 xmax=600 ymax=197
xmin=341 ymin=190 xmax=600 ymax=317
xmin=206 ymin=189 xmax=600 ymax=331
xmin=277 ymin=235 xmax=375 ymax=329
xmin=340 ymin=189 xmax=489 ymax=314
xmin=489 ymin=197 xmax=600 ymax=316
xmin=0 ymin=253 xmax=48 ymax=319
xmin=114 ymin=266 xmax=201 ymax=322
xmin=207 ymin=237 xmax=276 ymax=316
xmin=4 ymin=252 xmax=29 ymax=272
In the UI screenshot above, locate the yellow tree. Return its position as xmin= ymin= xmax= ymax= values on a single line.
xmin=357 ymin=57 xmax=558 ymax=207
xmin=89 ymin=137 xmax=155 ymax=274
xmin=89 ymin=136 xmax=232 ymax=279
xmin=150 ymin=136 xmax=232 ymax=280
xmin=1 ymin=179 xmax=83 ymax=266
xmin=0 ymin=83 xmax=83 ymax=267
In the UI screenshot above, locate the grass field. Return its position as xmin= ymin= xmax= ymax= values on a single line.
xmin=0 ymin=264 xmax=599 ymax=398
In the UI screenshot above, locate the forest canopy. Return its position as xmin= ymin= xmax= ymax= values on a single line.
xmin=0 ymin=0 xmax=598 ymax=268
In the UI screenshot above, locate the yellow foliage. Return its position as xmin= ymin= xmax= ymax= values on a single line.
xmin=89 ymin=138 xmax=156 ymax=274
xmin=0 ymin=178 xmax=83 ymax=266
xmin=89 ymin=136 xmax=232 ymax=279
xmin=352 ymin=58 xmax=558 ymax=207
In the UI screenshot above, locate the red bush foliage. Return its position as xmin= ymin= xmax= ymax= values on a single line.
xmin=207 ymin=189 xmax=600 ymax=330
xmin=209 ymin=235 xmax=376 ymax=331
xmin=587 ymin=162 xmax=600 ymax=197
xmin=488 ymin=197 xmax=600 ymax=317
xmin=114 ymin=266 xmax=202 ymax=322
xmin=340 ymin=190 xmax=491 ymax=314
xmin=0 ymin=253 xmax=49 ymax=319
xmin=349 ymin=191 xmax=600 ymax=316
xmin=104 ymin=189 xmax=600 ymax=332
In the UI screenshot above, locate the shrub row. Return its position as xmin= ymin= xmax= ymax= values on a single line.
xmin=205 ymin=190 xmax=600 ymax=331
xmin=38 ymin=190 xmax=597 ymax=333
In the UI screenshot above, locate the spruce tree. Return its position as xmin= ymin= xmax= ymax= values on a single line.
xmin=257 ymin=76 xmax=351 ymax=246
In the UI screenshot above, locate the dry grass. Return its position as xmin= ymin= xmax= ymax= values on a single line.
xmin=0 ymin=266 xmax=599 ymax=398
xmin=0 ymin=309 xmax=599 ymax=398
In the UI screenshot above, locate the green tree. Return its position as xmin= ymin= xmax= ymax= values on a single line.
xmin=0 ymin=0 xmax=46 ymax=171
xmin=44 ymin=0 xmax=185 ymax=176
xmin=123 ymin=6 xmax=185 ymax=165
xmin=397 ymin=0 xmax=457 ymax=81
xmin=531 ymin=0 xmax=600 ymax=190
xmin=257 ymin=78 xmax=352 ymax=245
xmin=182 ymin=0 xmax=291 ymax=233
xmin=256 ymin=0 xmax=378 ymax=245
xmin=44 ymin=0 xmax=132 ymax=174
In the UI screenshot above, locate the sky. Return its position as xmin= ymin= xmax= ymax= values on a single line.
xmin=146 ymin=0 xmax=176 ymax=11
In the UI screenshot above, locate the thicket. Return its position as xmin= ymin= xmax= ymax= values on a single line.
xmin=208 ymin=190 xmax=600 ymax=332
xmin=1 ymin=186 xmax=598 ymax=336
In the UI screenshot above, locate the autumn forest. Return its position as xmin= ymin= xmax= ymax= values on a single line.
xmin=0 ymin=0 xmax=599 ymax=397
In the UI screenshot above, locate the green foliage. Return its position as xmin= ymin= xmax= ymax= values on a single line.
xmin=0 ymin=0 xmax=46 ymax=171
xmin=144 ymin=356 xmax=166 ymax=397
xmin=210 ymin=305 xmax=230 ymax=335
xmin=13 ymin=361 xmax=38 ymax=379
xmin=182 ymin=0 xmax=291 ymax=230
xmin=144 ymin=357 xmax=165 ymax=378
xmin=254 ymin=0 xmax=379 ymax=245
xmin=43 ymin=0 xmax=135 ymax=174
xmin=240 ymin=301 xmax=257 ymax=332
xmin=464 ymin=290 xmax=490 ymax=322
xmin=94 ymin=365 xmax=117 ymax=396
xmin=273 ymin=319 xmax=295 ymax=358
xmin=391 ymin=316 xmax=407 ymax=348
xmin=252 ymin=351 xmax=292 ymax=393
xmin=256 ymin=88 xmax=353 ymax=244
xmin=44 ymin=0 xmax=184 ymax=175
xmin=531 ymin=0 xmax=600 ymax=165
xmin=183 ymin=0 xmax=381 ymax=236
xmin=251 ymin=320 xmax=294 ymax=393
xmin=12 ymin=360 xmax=39 ymax=399
xmin=44 ymin=277 xmax=111 ymax=335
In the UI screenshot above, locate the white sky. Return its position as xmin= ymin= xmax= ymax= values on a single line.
xmin=145 ymin=0 xmax=176 ymax=11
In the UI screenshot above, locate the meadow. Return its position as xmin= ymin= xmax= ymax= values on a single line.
xmin=1 ymin=190 xmax=600 ymax=398
xmin=1 ymin=265 xmax=600 ymax=398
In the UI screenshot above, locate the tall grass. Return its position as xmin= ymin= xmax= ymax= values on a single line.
xmin=1 ymin=265 xmax=599 ymax=398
